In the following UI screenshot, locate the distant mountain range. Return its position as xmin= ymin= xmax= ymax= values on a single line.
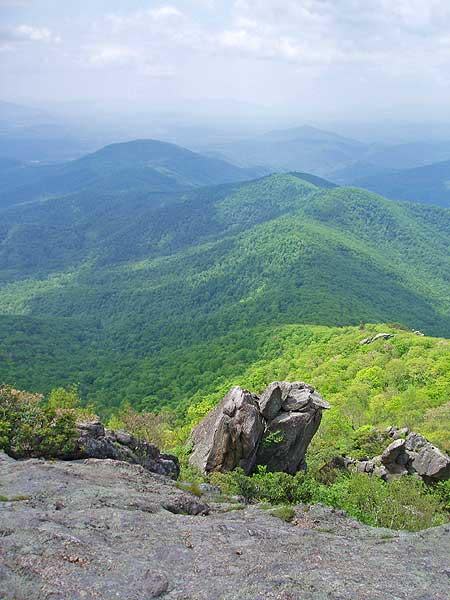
xmin=352 ymin=159 xmax=450 ymax=208
xmin=203 ymin=125 xmax=450 ymax=189
xmin=0 ymin=100 xmax=98 ymax=162
xmin=0 ymin=139 xmax=269 ymax=210
xmin=203 ymin=125 xmax=366 ymax=176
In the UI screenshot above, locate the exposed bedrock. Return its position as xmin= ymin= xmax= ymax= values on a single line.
xmin=72 ymin=420 xmax=180 ymax=479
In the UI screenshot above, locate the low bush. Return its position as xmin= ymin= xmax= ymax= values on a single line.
xmin=210 ymin=465 xmax=448 ymax=531
xmin=107 ymin=404 xmax=176 ymax=449
xmin=269 ymin=505 xmax=296 ymax=522
xmin=0 ymin=386 xmax=78 ymax=459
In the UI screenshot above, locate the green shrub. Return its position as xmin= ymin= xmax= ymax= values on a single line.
xmin=269 ymin=505 xmax=296 ymax=522
xmin=261 ymin=430 xmax=285 ymax=448
xmin=47 ymin=385 xmax=80 ymax=410
xmin=0 ymin=386 xmax=78 ymax=459
xmin=315 ymin=473 xmax=447 ymax=531
xmin=211 ymin=464 xmax=448 ymax=531
xmin=432 ymin=480 xmax=450 ymax=511
xmin=211 ymin=466 xmax=317 ymax=505
xmin=350 ymin=426 xmax=391 ymax=460
xmin=175 ymin=482 xmax=203 ymax=497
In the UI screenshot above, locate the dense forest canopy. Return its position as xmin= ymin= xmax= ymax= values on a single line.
xmin=0 ymin=157 xmax=449 ymax=424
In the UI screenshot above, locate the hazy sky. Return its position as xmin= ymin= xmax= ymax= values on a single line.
xmin=2 ymin=0 xmax=450 ymax=122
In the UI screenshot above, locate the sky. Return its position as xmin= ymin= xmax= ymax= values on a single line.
xmin=1 ymin=0 xmax=450 ymax=125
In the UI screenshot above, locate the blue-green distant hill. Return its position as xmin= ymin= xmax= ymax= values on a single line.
xmin=354 ymin=159 xmax=450 ymax=208
xmin=0 ymin=139 xmax=268 ymax=209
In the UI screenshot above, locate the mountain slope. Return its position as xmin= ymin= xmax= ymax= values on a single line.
xmin=203 ymin=126 xmax=365 ymax=176
xmin=0 ymin=139 xmax=267 ymax=209
xmin=0 ymin=173 xmax=449 ymax=412
xmin=353 ymin=159 xmax=450 ymax=208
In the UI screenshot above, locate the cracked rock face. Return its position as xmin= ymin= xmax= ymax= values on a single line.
xmin=189 ymin=387 xmax=265 ymax=475
xmin=256 ymin=382 xmax=330 ymax=474
xmin=1 ymin=452 xmax=449 ymax=600
xmin=189 ymin=382 xmax=330 ymax=475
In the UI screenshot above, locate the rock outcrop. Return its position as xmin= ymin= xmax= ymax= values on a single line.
xmin=189 ymin=382 xmax=330 ymax=475
xmin=1 ymin=451 xmax=449 ymax=600
xmin=332 ymin=427 xmax=450 ymax=483
xmin=70 ymin=420 xmax=180 ymax=479
xmin=359 ymin=332 xmax=394 ymax=345
xmin=189 ymin=387 xmax=265 ymax=475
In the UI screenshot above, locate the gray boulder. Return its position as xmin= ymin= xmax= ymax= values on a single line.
xmin=189 ymin=382 xmax=329 ymax=475
xmin=256 ymin=382 xmax=330 ymax=474
xmin=258 ymin=381 xmax=283 ymax=421
xmin=69 ymin=421 xmax=179 ymax=479
xmin=331 ymin=429 xmax=450 ymax=483
xmin=360 ymin=333 xmax=394 ymax=345
xmin=189 ymin=387 xmax=265 ymax=475
xmin=381 ymin=439 xmax=407 ymax=465
xmin=405 ymin=433 xmax=450 ymax=482
xmin=256 ymin=410 xmax=323 ymax=474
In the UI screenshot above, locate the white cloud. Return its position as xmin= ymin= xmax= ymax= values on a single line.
xmin=0 ymin=25 xmax=62 ymax=52
xmin=88 ymin=44 xmax=139 ymax=67
xmin=15 ymin=24 xmax=60 ymax=43
xmin=87 ymin=44 xmax=174 ymax=79
xmin=107 ymin=5 xmax=183 ymax=33
xmin=149 ymin=6 xmax=183 ymax=20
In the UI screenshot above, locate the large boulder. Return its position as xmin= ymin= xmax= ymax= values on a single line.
xmin=189 ymin=387 xmax=265 ymax=475
xmin=189 ymin=382 xmax=329 ymax=475
xmin=68 ymin=421 xmax=180 ymax=479
xmin=405 ymin=432 xmax=450 ymax=482
xmin=256 ymin=382 xmax=330 ymax=474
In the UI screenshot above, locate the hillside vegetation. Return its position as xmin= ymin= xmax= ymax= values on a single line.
xmin=0 ymin=171 xmax=449 ymax=414
xmin=0 ymin=174 xmax=450 ymax=418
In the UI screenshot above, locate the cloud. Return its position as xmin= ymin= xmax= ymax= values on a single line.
xmin=107 ymin=5 xmax=183 ymax=32
xmin=149 ymin=6 xmax=183 ymax=20
xmin=0 ymin=23 xmax=61 ymax=45
xmin=87 ymin=44 xmax=174 ymax=78
xmin=88 ymin=45 xmax=139 ymax=67
xmin=214 ymin=0 xmax=450 ymax=70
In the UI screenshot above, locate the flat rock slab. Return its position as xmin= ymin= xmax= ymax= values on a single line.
xmin=0 ymin=453 xmax=449 ymax=600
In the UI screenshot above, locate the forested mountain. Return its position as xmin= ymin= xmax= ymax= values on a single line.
xmin=0 ymin=139 xmax=267 ymax=210
xmin=354 ymin=159 xmax=450 ymax=208
xmin=0 ymin=170 xmax=449 ymax=414
xmin=203 ymin=126 xmax=365 ymax=176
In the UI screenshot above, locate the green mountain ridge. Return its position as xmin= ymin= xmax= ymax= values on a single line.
xmin=0 ymin=171 xmax=449 ymax=417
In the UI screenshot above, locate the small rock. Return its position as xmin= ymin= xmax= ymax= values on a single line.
xmin=360 ymin=333 xmax=394 ymax=345
xmin=142 ymin=572 xmax=169 ymax=598
xmin=163 ymin=496 xmax=210 ymax=516
xmin=405 ymin=433 xmax=450 ymax=481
